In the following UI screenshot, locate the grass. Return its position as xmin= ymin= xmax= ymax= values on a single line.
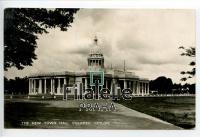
xmin=4 ymin=101 xmax=182 ymax=129
xmin=4 ymin=101 xmax=102 ymax=128
xmin=4 ymin=96 xmax=195 ymax=129
xmin=115 ymin=96 xmax=195 ymax=129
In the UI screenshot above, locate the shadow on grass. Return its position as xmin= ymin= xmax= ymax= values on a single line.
xmin=4 ymin=102 xmax=99 ymax=128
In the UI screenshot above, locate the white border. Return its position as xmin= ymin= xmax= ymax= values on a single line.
xmin=0 ymin=0 xmax=200 ymax=9
xmin=0 ymin=0 xmax=199 ymax=137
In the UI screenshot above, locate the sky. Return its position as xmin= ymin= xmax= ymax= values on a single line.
xmin=4 ymin=9 xmax=196 ymax=83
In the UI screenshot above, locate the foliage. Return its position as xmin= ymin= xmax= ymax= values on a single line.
xmin=149 ymin=76 xmax=195 ymax=94
xmin=4 ymin=77 xmax=29 ymax=94
xmin=4 ymin=8 xmax=79 ymax=71
xmin=149 ymin=76 xmax=173 ymax=94
xmin=178 ymin=46 xmax=195 ymax=81
xmin=173 ymin=83 xmax=195 ymax=94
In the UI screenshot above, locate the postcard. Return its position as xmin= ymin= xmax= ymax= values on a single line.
xmin=1 ymin=1 xmax=199 ymax=136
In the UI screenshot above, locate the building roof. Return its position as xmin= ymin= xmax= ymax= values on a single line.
xmin=29 ymin=69 xmax=148 ymax=81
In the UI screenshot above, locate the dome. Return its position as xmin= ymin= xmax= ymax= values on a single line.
xmin=88 ymin=36 xmax=104 ymax=69
xmin=90 ymin=44 xmax=102 ymax=55
xmin=89 ymin=36 xmax=103 ymax=55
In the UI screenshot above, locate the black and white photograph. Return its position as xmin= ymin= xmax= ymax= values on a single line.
xmin=3 ymin=8 xmax=196 ymax=130
xmin=0 ymin=1 xmax=199 ymax=137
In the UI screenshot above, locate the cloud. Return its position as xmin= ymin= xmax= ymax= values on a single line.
xmin=67 ymin=46 xmax=89 ymax=56
xmin=5 ymin=9 xmax=195 ymax=84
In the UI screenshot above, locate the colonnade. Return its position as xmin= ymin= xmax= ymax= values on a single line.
xmin=29 ymin=77 xmax=67 ymax=95
xmin=29 ymin=77 xmax=149 ymax=96
xmin=111 ymin=79 xmax=149 ymax=96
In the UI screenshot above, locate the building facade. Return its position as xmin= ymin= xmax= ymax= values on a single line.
xmin=28 ymin=37 xmax=149 ymax=97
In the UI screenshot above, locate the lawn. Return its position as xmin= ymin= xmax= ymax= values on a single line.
xmin=4 ymin=99 xmax=182 ymax=129
xmin=4 ymin=96 xmax=195 ymax=129
xmin=4 ymin=101 xmax=102 ymax=128
xmin=115 ymin=96 xmax=195 ymax=129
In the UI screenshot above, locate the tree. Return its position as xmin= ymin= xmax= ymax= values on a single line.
xmin=172 ymin=83 xmax=195 ymax=94
xmin=4 ymin=77 xmax=29 ymax=94
xmin=149 ymin=76 xmax=173 ymax=94
xmin=179 ymin=46 xmax=195 ymax=81
xmin=4 ymin=8 xmax=79 ymax=71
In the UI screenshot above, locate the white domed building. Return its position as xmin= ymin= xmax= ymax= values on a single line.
xmin=88 ymin=36 xmax=104 ymax=71
xmin=28 ymin=36 xmax=149 ymax=98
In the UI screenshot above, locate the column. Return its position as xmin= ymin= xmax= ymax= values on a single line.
xmin=33 ymin=79 xmax=36 ymax=94
xmin=142 ymin=83 xmax=144 ymax=96
xmin=31 ymin=79 xmax=34 ymax=93
xmin=76 ymin=81 xmax=81 ymax=98
xmin=44 ymin=79 xmax=46 ymax=94
xmin=139 ymin=82 xmax=141 ymax=95
xmin=132 ymin=81 xmax=135 ymax=95
xmin=52 ymin=79 xmax=55 ymax=94
xmin=58 ymin=78 xmax=61 ymax=95
xmin=136 ymin=81 xmax=139 ymax=95
xmin=64 ymin=77 xmax=66 ymax=85
xmin=63 ymin=78 xmax=66 ymax=94
xmin=39 ymin=79 xmax=42 ymax=94
xmin=51 ymin=79 xmax=53 ymax=94
xmin=75 ymin=77 xmax=82 ymax=97
xmin=29 ymin=79 xmax=31 ymax=94
xmin=85 ymin=78 xmax=87 ymax=89
xmin=124 ymin=80 xmax=127 ymax=89
xmin=31 ymin=79 xmax=33 ymax=94
xmin=145 ymin=83 xmax=147 ymax=95
xmin=111 ymin=79 xmax=113 ymax=94
xmin=135 ymin=81 xmax=137 ymax=94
